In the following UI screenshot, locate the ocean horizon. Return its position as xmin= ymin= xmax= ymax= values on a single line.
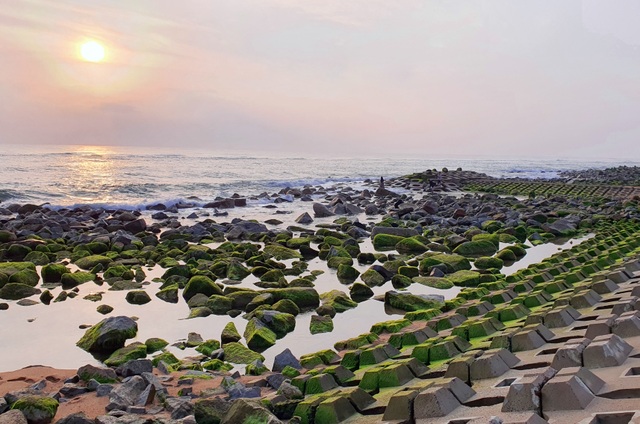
xmin=2 ymin=144 xmax=638 ymax=211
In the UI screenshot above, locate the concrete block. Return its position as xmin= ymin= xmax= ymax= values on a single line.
xmin=555 ymin=367 xmax=605 ymax=394
xmin=591 ymin=279 xmax=619 ymax=295
xmin=314 ymin=395 xmax=357 ymax=424
xmin=583 ymin=333 xmax=633 ymax=369
xmin=470 ymin=350 xmax=510 ymax=380
xmin=544 ymin=306 xmax=579 ymax=328
xmin=511 ymin=328 xmax=546 ymax=352
xmin=569 ymin=290 xmax=602 ymax=309
xmin=378 ymin=363 xmax=414 ymax=389
xmin=413 ymin=386 xmax=461 ymax=419
xmin=612 ymin=312 xmax=640 ymax=337
xmin=305 ymin=373 xmax=339 ymax=395
xmin=502 ymin=367 xmax=557 ymax=412
xmin=397 ymin=357 xmax=429 ymax=377
xmin=435 ymin=377 xmax=476 ymax=403
xmin=611 ymin=297 xmax=639 ymax=316
xmin=358 ymin=346 xmax=389 ymax=366
xmin=444 ymin=355 xmax=476 ymax=383
xmin=551 ymin=338 xmax=590 ymax=370
xmin=541 ymin=374 xmax=595 ymax=411
xmin=382 ymin=389 xmax=419 ymax=422
xmin=608 ymin=270 xmax=630 ymax=284
xmin=585 ymin=316 xmax=615 ymax=340
xmin=339 ymin=387 xmax=376 ymax=412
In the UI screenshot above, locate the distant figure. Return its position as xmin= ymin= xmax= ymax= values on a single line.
xmin=429 ymin=179 xmax=436 ymax=190
xmin=379 ymin=176 xmax=385 ymax=189
xmin=436 ymin=173 xmax=443 ymax=187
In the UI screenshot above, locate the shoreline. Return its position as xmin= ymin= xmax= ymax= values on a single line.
xmin=2 ymin=166 xmax=640 ymax=423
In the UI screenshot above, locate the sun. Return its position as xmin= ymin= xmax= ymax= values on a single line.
xmin=80 ymin=41 xmax=105 ymax=62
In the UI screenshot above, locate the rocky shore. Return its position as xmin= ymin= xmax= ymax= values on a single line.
xmin=2 ymin=167 xmax=640 ymax=424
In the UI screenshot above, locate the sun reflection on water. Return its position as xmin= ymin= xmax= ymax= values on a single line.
xmin=60 ymin=145 xmax=118 ymax=202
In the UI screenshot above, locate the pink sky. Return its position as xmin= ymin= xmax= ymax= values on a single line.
xmin=1 ymin=0 xmax=640 ymax=158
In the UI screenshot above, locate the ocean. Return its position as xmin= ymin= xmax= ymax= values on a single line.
xmin=2 ymin=144 xmax=637 ymax=210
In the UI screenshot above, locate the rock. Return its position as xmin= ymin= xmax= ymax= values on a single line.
xmin=74 ymin=255 xmax=112 ymax=271
xmin=244 ymin=318 xmax=277 ymax=351
xmin=40 ymin=264 xmax=70 ymax=283
xmin=453 ymin=240 xmax=498 ymax=257
xmin=77 ymin=364 xmax=118 ymax=383
xmin=182 ymin=276 xmax=223 ymax=302
xmin=125 ymin=291 xmax=151 ymax=305
xmin=0 ymin=283 xmax=40 ymax=300
xmin=349 ymin=282 xmax=374 ymax=302
xmin=53 ymin=413 xmax=94 ymax=424
xmin=10 ymin=396 xmax=58 ymax=424
xmin=254 ymin=310 xmax=296 ymax=338
xmin=272 ymin=348 xmax=302 ymax=372
xmin=221 ymin=322 xmax=242 ymax=345
xmin=60 ymin=272 xmax=95 ymax=289
xmin=310 ymin=315 xmax=333 ymax=334
xmin=221 ymin=399 xmax=282 ymax=424
xmin=156 ymin=285 xmax=179 ymax=303
xmin=76 ymin=316 xmax=138 ymax=354
xmin=96 ymin=305 xmax=113 ymax=315
xmin=225 ymin=221 xmax=268 ymax=240
xmin=117 ymin=359 xmax=153 ymax=377
xmin=385 ymin=290 xmax=444 ymax=312
xmin=312 ymin=203 xmax=334 ymax=218
xmin=223 ymin=342 xmax=265 ymax=364
xmin=295 ymin=212 xmax=313 ymax=224
xmin=123 ymin=218 xmax=147 ymax=234
xmin=58 ymin=384 xmax=88 ymax=398
xmin=194 ymin=398 xmax=230 ymax=424
xmin=107 ymin=375 xmax=147 ymax=412
xmin=105 ymin=342 xmax=148 ymax=367
xmin=0 ymin=410 xmax=28 ymax=424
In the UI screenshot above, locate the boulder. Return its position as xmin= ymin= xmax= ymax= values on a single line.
xmin=76 ymin=316 xmax=138 ymax=353
xmin=312 ymin=203 xmax=334 ymax=218
xmin=182 ymin=275 xmax=223 ymax=302
xmin=10 ymin=396 xmax=58 ymax=424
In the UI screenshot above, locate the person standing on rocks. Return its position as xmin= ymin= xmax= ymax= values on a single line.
xmin=380 ymin=176 xmax=385 ymax=189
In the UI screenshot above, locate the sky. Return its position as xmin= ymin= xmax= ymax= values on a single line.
xmin=1 ymin=0 xmax=640 ymax=158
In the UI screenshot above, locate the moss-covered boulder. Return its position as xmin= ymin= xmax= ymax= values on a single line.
xmin=349 ymin=282 xmax=374 ymax=302
xmin=24 ymin=251 xmax=50 ymax=266
xmin=264 ymin=288 xmax=320 ymax=309
xmin=221 ymin=322 xmax=242 ymax=345
xmin=385 ymin=290 xmax=444 ymax=312
xmin=496 ymin=248 xmax=518 ymax=262
xmin=320 ymin=290 xmax=357 ymax=313
xmin=182 ymin=275 xmax=223 ymax=302
xmin=502 ymin=244 xmax=527 ymax=258
xmin=447 ymin=270 xmax=481 ymax=287
xmin=254 ymin=310 xmax=296 ymax=338
xmin=395 ymin=237 xmax=428 ymax=253
xmin=156 ymin=284 xmax=179 ymax=303
xmin=206 ymin=295 xmax=233 ymax=315
xmin=104 ymin=342 xmax=147 ymax=366
xmin=195 ymin=339 xmax=221 ymax=356
xmin=11 ymin=395 xmax=58 ymax=424
xmin=336 ymin=264 xmax=360 ymax=282
xmin=8 ymin=269 xmax=40 ymax=287
xmin=6 ymin=244 xmax=32 ymax=261
xmin=60 ymin=272 xmax=95 ymax=289
xmin=152 ymin=351 xmax=180 ymax=367
xmin=244 ymin=318 xmax=277 ymax=351
xmin=272 ymin=298 xmax=300 ymax=316
xmin=310 ymin=315 xmax=334 ymax=334
xmin=453 ymin=240 xmax=498 ymax=257
xmin=223 ymin=342 xmax=265 ymax=364
xmin=76 ymin=315 xmax=138 ymax=353
xmin=41 ymin=264 xmax=70 ymax=283
xmin=103 ymin=265 xmax=134 ymax=280
xmin=419 ymin=253 xmax=471 ymax=274
xmin=373 ymin=234 xmax=405 ymax=250
xmin=145 ymin=338 xmax=169 ymax=353
xmin=412 ymin=276 xmax=454 ymax=289
xmin=360 ymin=268 xmax=386 ymax=287
xmin=75 ymin=255 xmax=113 ymax=270
xmin=0 ymin=283 xmax=40 ymax=300
xmin=474 ymin=256 xmax=504 ymax=270
xmin=263 ymin=245 xmax=302 ymax=260
xmin=226 ymin=261 xmax=250 ymax=281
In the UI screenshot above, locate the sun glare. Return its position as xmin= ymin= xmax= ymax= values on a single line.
xmin=80 ymin=41 xmax=105 ymax=62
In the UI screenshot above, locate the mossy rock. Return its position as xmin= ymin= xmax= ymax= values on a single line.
xmin=76 ymin=315 xmax=138 ymax=353
xmin=254 ymin=310 xmax=296 ymax=338
xmin=327 ymin=256 xmax=353 ymax=269
xmin=41 ymin=264 xmax=70 ymax=283
xmin=203 ymin=295 xmax=232 ymax=315
xmin=320 ymin=290 xmax=357 ymax=313
xmin=183 ymin=275 xmax=223 ymax=302
xmin=260 ymin=269 xmax=286 ymax=283
xmin=223 ymin=342 xmax=265 ymax=364
xmin=263 ymin=245 xmax=302 ymax=260
xmin=310 ymin=315 xmax=334 ymax=334
xmin=349 ymin=282 xmax=374 ymax=302
xmin=221 ymin=321 xmax=242 ymax=345
xmin=419 ymin=253 xmax=470 ymax=274
xmin=125 ymin=290 xmax=151 ymax=305
xmin=75 ymin=255 xmax=113 ymax=270
xmin=502 ymin=244 xmax=527 ymax=258
xmin=412 ymin=276 xmax=454 ymax=289
xmin=392 ymin=274 xmax=412 ymax=289
xmin=474 ymin=256 xmax=504 ymax=270
xmin=496 ymin=249 xmax=518 ymax=262
xmin=24 ymin=251 xmax=50 ymax=266
xmin=405 ymin=308 xmax=442 ymax=321
xmin=471 ymin=233 xmax=501 ymax=248
xmin=97 ymin=304 xmax=114 ymax=315
xmin=8 ymin=269 xmax=40 ymax=287
xmin=11 ymin=395 xmax=59 ymax=424
xmin=272 ymin=298 xmax=300 ymax=316
xmin=0 ymin=230 xmax=17 ymax=243
xmin=264 ymin=288 xmax=320 ymax=309
xmin=103 ymin=265 xmax=134 ymax=280
xmin=398 ymin=266 xmax=420 ymax=278
xmin=385 ymin=291 xmax=444 ymax=312
xmin=195 ymin=339 xmax=221 ymax=356
xmin=373 ymin=234 xmax=405 ymax=250
xmin=244 ymin=318 xmax=277 ymax=352
xmin=104 ymin=341 xmax=147 ymax=366
xmin=6 ymin=244 xmax=32 ymax=261
xmin=370 ymin=319 xmax=411 ymax=335
xmin=202 ymin=359 xmax=233 ymax=372
xmin=481 ymin=220 xmax=504 ymax=233
xmin=360 ymin=268 xmax=385 ymax=287
xmin=152 ymin=351 xmax=180 ymax=367
xmin=145 ymin=337 xmax=169 ymax=353
xmin=60 ymin=271 xmax=95 ymax=289
xmin=453 ymin=240 xmax=498 ymax=257
xmin=395 ymin=237 xmax=428 ymax=253
xmin=447 ymin=270 xmax=481 ymax=287
xmin=156 ymin=285 xmax=179 ymax=303
xmin=227 ymin=261 xmax=250 ymax=280
xmin=0 ymin=262 xmax=36 ymax=274
xmin=0 ymin=283 xmax=40 ymax=300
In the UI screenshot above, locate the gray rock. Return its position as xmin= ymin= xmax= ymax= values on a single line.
xmin=370 ymin=226 xmax=419 ymax=238
xmin=0 ymin=397 xmax=8 ymax=414
xmin=58 ymin=384 xmax=88 ymax=398
xmin=96 ymin=384 xmax=114 ymax=397
xmin=312 ymin=203 xmax=334 ymax=218
xmin=276 ymin=381 xmax=303 ymax=400
xmin=0 ymin=410 xmax=28 ymax=424
xmin=117 ymin=359 xmax=153 ymax=377
xmin=107 ymin=375 xmax=147 ymax=411
xmin=54 ymin=413 xmax=94 ymax=424
xmin=76 ymin=316 xmax=138 ymax=354
xmin=272 ymin=348 xmax=301 ymax=372
xmin=294 ymin=212 xmax=313 ymax=224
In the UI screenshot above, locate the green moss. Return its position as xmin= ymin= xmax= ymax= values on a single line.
xmin=244 ymin=318 xmax=277 ymax=351
xmin=264 ymin=288 xmax=320 ymax=309
xmin=271 ymin=298 xmax=300 ymax=315
xmin=360 ymin=268 xmax=385 ymax=287
xmin=195 ymin=339 xmax=221 ymax=356
xmin=263 ymin=244 xmax=302 ymax=260
xmin=254 ymin=310 xmax=296 ymax=338
xmin=75 ymin=255 xmax=113 ymax=270
xmin=223 ymin=342 xmax=265 ymax=364
xmin=447 ymin=270 xmax=481 ymax=287
xmin=310 ymin=315 xmax=334 ymax=334
xmin=320 ymin=290 xmax=357 ymax=313
xmin=183 ymin=275 xmax=223 ymax=302
xmin=145 ymin=337 xmax=169 ymax=353
xmin=202 ymin=359 xmax=233 ymax=371
xmin=395 ymin=237 xmax=428 ymax=253
xmin=60 ymin=271 xmax=95 ymax=289
xmin=206 ymin=295 xmax=233 ymax=315
xmin=496 ymin=249 xmax=518 ymax=261
xmin=385 ymin=291 xmax=444 ymax=312
xmin=453 ymin=240 xmax=498 ymax=257
xmin=8 ymin=269 xmax=40 ymax=286
xmin=370 ymin=319 xmax=411 ymax=335
xmin=412 ymin=276 xmax=453 ymax=289
xmin=419 ymin=253 xmax=470 ymax=274
xmin=152 ymin=351 xmax=180 ymax=366
xmin=282 ymin=365 xmax=301 ymax=378
xmin=12 ymin=395 xmax=59 ymax=423
xmin=104 ymin=342 xmax=147 ymax=366
xmin=0 ymin=283 xmax=39 ymax=300
xmin=41 ymin=263 xmax=70 ymax=283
